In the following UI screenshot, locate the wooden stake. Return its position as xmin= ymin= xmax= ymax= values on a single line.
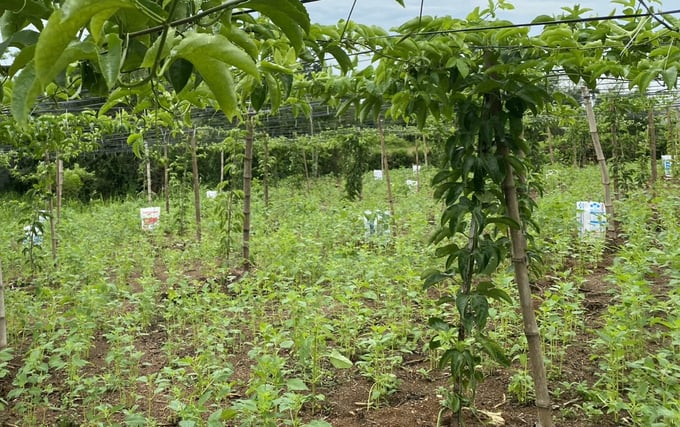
xmin=145 ymin=139 xmax=152 ymax=205
xmin=582 ymin=87 xmax=615 ymax=236
xmin=190 ymin=128 xmax=202 ymax=242
xmin=56 ymin=156 xmax=63 ymax=224
xmin=44 ymin=152 xmax=58 ymax=266
xmin=414 ymin=134 xmax=421 ymax=192
xmin=242 ymin=111 xmax=254 ymax=270
xmin=649 ymin=108 xmax=658 ymax=185
xmin=263 ymin=134 xmax=270 ymax=208
xmin=0 ymin=258 xmax=6 ymax=348
xmin=501 ymin=151 xmax=553 ymax=427
xmin=163 ymin=130 xmax=170 ymax=214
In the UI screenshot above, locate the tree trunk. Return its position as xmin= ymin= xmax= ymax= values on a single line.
xmin=582 ymin=87 xmax=615 ymax=237
xmin=190 ymin=128 xmax=201 ymax=242
xmin=378 ymin=118 xmax=396 ymax=235
xmin=0 ymin=258 xmax=6 ymax=349
xmin=242 ymin=112 xmax=254 ymax=270
xmin=649 ymin=108 xmax=657 ymax=185
xmin=546 ymin=126 xmax=556 ymax=164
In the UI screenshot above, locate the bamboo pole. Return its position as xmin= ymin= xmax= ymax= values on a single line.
xmin=242 ymin=111 xmax=254 ymax=270
xmin=163 ymin=133 xmax=170 ymax=214
xmin=501 ymin=152 xmax=553 ymax=427
xmin=422 ymin=133 xmax=429 ymax=168
xmin=190 ymin=128 xmax=201 ymax=242
xmin=0 ymin=258 xmax=6 ymax=348
xmin=56 ymin=156 xmax=63 ymax=224
xmin=484 ymin=50 xmax=551 ymax=426
xmin=44 ymin=152 xmax=58 ymax=266
xmin=220 ymin=150 xmax=225 ymax=184
xmin=263 ymin=134 xmax=270 ymax=208
xmin=582 ymin=87 xmax=615 ymax=236
xmin=649 ymin=108 xmax=658 ymax=185
xmin=414 ymin=134 xmax=421 ymax=192
xmin=145 ymin=139 xmax=152 ymax=205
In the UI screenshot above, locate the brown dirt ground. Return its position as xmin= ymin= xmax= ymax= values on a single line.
xmin=0 ymin=238 xmax=632 ymax=427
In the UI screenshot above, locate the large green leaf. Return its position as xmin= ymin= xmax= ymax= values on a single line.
xmin=11 ymin=61 xmax=42 ymax=123
xmin=167 ymin=58 xmax=194 ymax=93
xmin=326 ymin=350 xmax=353 ymax=369
xmin=193 ymin=57 xmax=238 ymax=118
xmin=240 ymin=0 xmax=309 ymax=52
xmin=323 ymin=42 xmax=352 ymax=74
xmin=98 ymin=33 xmax=123 ymax=89
xmin=173 ymin=33 xmax=258 ymax=78
xmin=0 ymin=29 xmax=39 ymax=58
xmin=172 ymin=33 xmax=259 ymax=118
xmin=34 ymin=0 xmax=133 ymax=87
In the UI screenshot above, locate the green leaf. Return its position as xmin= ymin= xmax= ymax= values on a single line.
xmin=302 ymin=421 xmax=333 ymax=427
xmin=35 ymin=0 xmax=134 ymax=87
xmin=241 ymin=0 xmax=310 ymax=52
xmin=127 ymin=132 xmax=144 ymax=158
xmin=477 ymin=281 xmax=512 ymax=304
xmin=260 ymin=60 xmax=294 ymax=75
xmin=174 ymin=33 xmax=252 ymax=120
xmin=324 ymin=43 xmax=352 ymax=74
xmin=476 ymin=335 xmax=510 ymax=366
xmin=428 ymin=317 xmax=450 ymax=332
xmin=133 ymin=0 xmax=168 ymax=23
xmin=168 ymin=58 xmax=193 ymax=93
xmin=173 ymin=32 xmax=258 ymax=77
xmin=326 ymin=350 xmax=353 ymax=369
xmin=423 ymin=269 xmax=450 ymax=289
xmin=98 ymin=32 xmax=123 ymax=89
xmin=286 ymin=378 xmax=309 ymax=391
xmin=0 ymin=29 xmax=39 ymax=57
xmin=11 ymin=61 xmax=41 ymax=123
xmin=487 ymin=216 xmax=520 ymax=230
xmin=661 ymin=66 xmax=678 ymax=89
xmin=263 ymin=72 xmax=281 ymax=111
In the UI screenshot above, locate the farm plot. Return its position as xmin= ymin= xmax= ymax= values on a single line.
xmin=0 ymin=166 xmax=679 ymax=426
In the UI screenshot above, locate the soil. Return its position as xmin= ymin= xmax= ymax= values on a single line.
xmin=0 ymin=236 xmax=641 ymax=427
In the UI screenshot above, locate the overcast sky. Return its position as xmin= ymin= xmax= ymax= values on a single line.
xmin=306 ymin=0 xmax=627 ymax=30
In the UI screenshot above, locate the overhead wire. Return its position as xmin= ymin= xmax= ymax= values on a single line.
xmin=339 ymin=0 xmax=359 ymax=42
xmin=638 ymin=0 xmax=676 ymax=31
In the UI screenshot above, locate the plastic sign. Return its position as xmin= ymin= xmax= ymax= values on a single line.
xmin=661 ymin=155 xmax=672 ymax=178
xmin=576 ymin=201 xmax=606 ymax=235
xmin=373 ymin=170 xmax=383 ymax=180
xmin=140 ymin=207 xmax=161 ymax=231
xmin=206 ymin=190 xmax=218 ymax=199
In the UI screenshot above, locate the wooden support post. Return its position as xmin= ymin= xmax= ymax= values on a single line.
xmin=243 ymin=111 xmax=254 ymax=270
xmin=190 ymin=128 xmax=201 ymax=242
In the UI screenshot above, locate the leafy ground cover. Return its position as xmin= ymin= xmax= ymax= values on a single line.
xmin=0 ymin=166 xmax=678 ymax=426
